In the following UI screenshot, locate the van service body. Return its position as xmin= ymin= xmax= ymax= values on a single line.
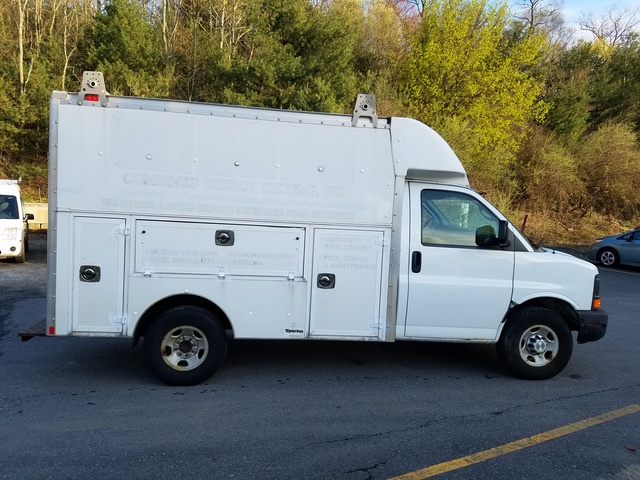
xmin=21 ymin=72 xmax=607 ymax=385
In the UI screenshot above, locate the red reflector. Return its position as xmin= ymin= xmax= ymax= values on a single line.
xmin=48 ymin=326 xmax=55 ymax=335
xmin=84 ymin=93 xmax=100 ymax=102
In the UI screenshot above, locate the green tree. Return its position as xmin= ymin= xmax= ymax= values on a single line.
xmin=543 ymin=42 xmax=594 ymax=142
xmin=594 ymin=35 xmax=640 ymax=132
xmin=546 ymin=36 xmax=640 ymax=137
xmin=210 ymin=0 xmax=361 ymax=112
xmin=0 ymin=73 xmax=21 ymax=160
xmin=1 ymin=0 xmax=65 ymax=159
xmin=77 ymin=0 xmax=168 ymax=97
xmin=399 ymin=0 xmax=549 ymax=189
xmin=354 ymin=0 xmax=406 ymax=115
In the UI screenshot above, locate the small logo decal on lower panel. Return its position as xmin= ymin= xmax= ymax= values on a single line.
xmin=285 ymin=328 xmax=305 ymax=338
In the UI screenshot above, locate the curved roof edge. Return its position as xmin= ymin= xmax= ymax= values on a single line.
xmin=390 ymin=117 xmax=469 ymax=187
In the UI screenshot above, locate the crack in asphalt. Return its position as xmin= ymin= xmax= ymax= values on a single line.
xmin=346 ymin=460 xmax=388 ymax=480
xmin=314 ymin=382 xmax=640 ymax=447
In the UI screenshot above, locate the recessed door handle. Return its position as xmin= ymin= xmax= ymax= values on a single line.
xmin=215 ymin=230 xmax=235 ymax=246
xmin=411 ymin=251 xmax=422 ymax=273
xmin=317 ymin=273 xmax=336 ymax=289
xmin=80 ymin=265 xmax=101 ymax=282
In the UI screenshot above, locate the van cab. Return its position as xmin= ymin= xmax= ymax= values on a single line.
xmin=0 ymin=179 xmax=34 ymax=263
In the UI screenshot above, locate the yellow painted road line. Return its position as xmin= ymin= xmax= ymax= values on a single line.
xmin=390 ymin=404 xmax=640 ymax=480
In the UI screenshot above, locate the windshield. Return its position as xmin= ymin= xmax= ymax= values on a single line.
xmin=0 ymin=195 xmax=19 ymax=219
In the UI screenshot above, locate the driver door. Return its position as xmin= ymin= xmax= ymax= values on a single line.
xmin=621 ymin=230 xmax=640 ymax=265
xmin=404 ymin=184 xmax=515 ymax=340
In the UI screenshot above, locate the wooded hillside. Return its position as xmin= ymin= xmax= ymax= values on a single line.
xmin=2 ymin=0 xmax=639 ymax=243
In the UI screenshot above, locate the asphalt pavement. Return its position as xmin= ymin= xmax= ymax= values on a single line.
xmin=1 ymin=234 xmax=638 ymax=479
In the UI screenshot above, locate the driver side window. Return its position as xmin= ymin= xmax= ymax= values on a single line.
xmin=421 ymin=190 xmax=500 ymax=247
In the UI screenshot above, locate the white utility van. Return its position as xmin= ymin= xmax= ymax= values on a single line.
xmin=20 ymin=72 xmax=608 ymax=385
xmin=0 ymin=179 xmax=34 ymax=263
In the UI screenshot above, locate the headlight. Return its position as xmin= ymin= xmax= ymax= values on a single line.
xmin=4 ymin=228 xmax=18 ymax=240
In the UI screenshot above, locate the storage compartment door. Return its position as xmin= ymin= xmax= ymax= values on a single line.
xmin=309 ymin=229 xmax=386 ymax=339
xmin=72 ymin=217 xmax=126 ymax=333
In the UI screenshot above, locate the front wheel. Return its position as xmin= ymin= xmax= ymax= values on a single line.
xmin=143 ymin=305 xmax=227 ymax=386
xmin=497 ymin=307 xmax=573 ymax=380
xmin=598 ymin=248 xmax=619 ymax=267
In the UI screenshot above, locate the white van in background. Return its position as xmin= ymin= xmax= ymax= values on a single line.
xmin=0 ymin=179 xmax=34 ymax=263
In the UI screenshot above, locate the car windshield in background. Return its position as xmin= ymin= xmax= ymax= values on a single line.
xmin=0 ymin=195 xmax=19 ymax=219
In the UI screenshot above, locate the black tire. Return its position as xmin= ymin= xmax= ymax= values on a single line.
xmin=597 ymin=248 xmax=619 ymax=267
xmin=143 ymin=305 xmax=227 ymax=386
xmin=497 ymin=307 xmax=573 ymax=380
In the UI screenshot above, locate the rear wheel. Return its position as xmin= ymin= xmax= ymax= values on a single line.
xmin=597 ymin=248 xmax=619 ymax=267
xmin=143 ymin=305 xmax=227 ymax=386
xmin=497 ymin=307 xmax=573 ymax=380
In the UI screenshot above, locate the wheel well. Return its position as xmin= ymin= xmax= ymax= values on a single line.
xmin=598 ymin=246 xmax=618 ymax=257
xmin=507 ymin=298 xmax=579 ymax=332
xmin=133 ymin=294 xmax=232 ymax=345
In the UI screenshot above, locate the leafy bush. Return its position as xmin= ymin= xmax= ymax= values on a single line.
xmin=575 ymin=122 xmax=640 ymax=220
xmin=515 ymin=125 xmax=584 ymax=214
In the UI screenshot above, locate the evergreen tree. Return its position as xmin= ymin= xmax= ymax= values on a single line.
xmin=77 ymin=0 xmax=168 ymax=97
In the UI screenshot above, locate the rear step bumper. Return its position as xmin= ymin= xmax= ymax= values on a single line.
xmin=18 ymin=319 xmax=46 ymax=341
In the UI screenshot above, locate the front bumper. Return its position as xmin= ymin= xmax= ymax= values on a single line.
xmin=576 ymin=309 xmax=608 ymax=344
xmin=0 ymin=240 xmax=23 ymax=259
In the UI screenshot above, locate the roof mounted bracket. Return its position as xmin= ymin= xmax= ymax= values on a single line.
xmin=78 ymin=71 xmax=109 ymax=107
xmin=351 ymin=94 xmax=378 ymax=128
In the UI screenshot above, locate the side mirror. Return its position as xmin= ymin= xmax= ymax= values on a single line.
xmin=25 ymin=213 xmax=35 ymax=220
xmin=497 ymin=220 xmax=510 ymax=247
xmin=476 ymin=220 xmax=510 ymax=248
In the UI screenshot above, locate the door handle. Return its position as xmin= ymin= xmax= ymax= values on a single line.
xmin=317 ymin=273 xmax=336 ymax=289
xmin=215 ymin=230 xmax=235 ymax=246
xmin=411 ymin=251 xmax=422 ymax=273
xmin=80 ymin=265 xmax=101 ymax=282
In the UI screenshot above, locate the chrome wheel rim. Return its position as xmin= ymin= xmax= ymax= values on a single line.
xmin=160 ymin=326 xmax=209 ymax=371
xmin=519 ymin=325 xmax=559 ymax=367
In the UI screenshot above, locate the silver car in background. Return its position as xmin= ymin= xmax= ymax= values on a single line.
xmin=589 ymin=228 xmax=640 ymax=267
